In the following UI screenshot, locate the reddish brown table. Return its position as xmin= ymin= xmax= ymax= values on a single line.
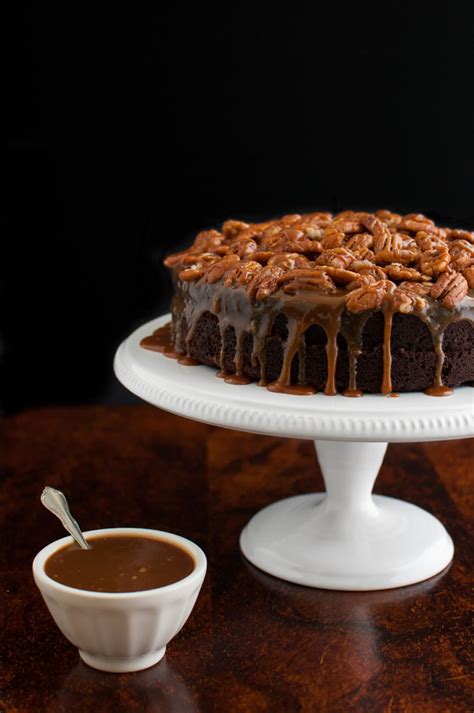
xmin=0 ymin=406 xmax=472 ymax=712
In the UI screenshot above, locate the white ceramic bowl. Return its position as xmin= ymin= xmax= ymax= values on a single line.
xmin=33 ymin=527 xmax=207 ymax=673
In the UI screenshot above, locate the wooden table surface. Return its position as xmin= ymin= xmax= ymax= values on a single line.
xmin=0 ymin=405 xmax=472 ymax=712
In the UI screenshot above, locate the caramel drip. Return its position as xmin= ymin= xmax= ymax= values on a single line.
xmin=176 ymin=355 xmax=200 ymax=366
xmin=323 ymin=319 xmax=339 ymax=396
xmin=267 ymin=382 xmax=316 ymax=396
xmin=341 ymin=312 xmax=369 ymax=397
xmin=272 ymin=319 xmax=301 ymax=389
xmin=218 ymin=320 xmax=227 ymax=371
xmin=297 ymin=339 xmax=306 ymax=385
xmin=343 ymin=388 xmax=363 ymax=398
xmin=184 ymin=309 xmax=204 ymax=357
xmin=142 ymin=279 xmax=474 ymax=396
xmin=234 ymin=328 xmax=246 ymax=377
xmin=381 ymin=302 xmax=394 ymax=395
xmin=252 ymin=312 xmax=275 ymax=386
xmin=140 ymin=323 xmax=199 ymax=365
xmin=140 ymin=324 xmax=172 ymax=353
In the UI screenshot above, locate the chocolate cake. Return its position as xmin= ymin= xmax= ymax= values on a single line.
xmin=142 ymin=210 xmax=474 ymax=396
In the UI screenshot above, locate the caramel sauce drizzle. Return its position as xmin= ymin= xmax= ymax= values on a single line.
xmin=381 ymin=302 xmax=394 ymax=395
xmin=141 ymin=282 xmax=473 ymax=397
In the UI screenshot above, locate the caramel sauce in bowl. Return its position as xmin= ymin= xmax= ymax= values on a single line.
xmin=33 ymin=528 xmax=207 ymax=673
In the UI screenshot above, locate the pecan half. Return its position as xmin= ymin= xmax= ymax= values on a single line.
xmin=361 ymin=216 xmax=396 ymax=255
xmin=261 ymin=227 xmax=312 ymax=254
xmin=331 ymin=217 xmax=363 ymax=234
xmin=280 ymin=269 xmax=336 ymax=294
xmin=462 ymin=266 xmax=474 ymax=289
xmin=346 ymin=274 xmax=376 ymax=291
xmin=178 ymin=252 xmax=221 ymax=280
xmin=249 ymin=250 xmax=274 ymax=264
xmin=447 ymin=228 xmax=474 ymax=244
xmin=321 ymin=266 xmax=360 ymax=285
xmin=315 ymin=247 xmax=354 ymax=270
xmin=268 ymin=253 xmax=311 ymax=270
xmin=279 ymin=213 xmax=302 ymax=226
xmin=224 ymin=260 xmax=262 ymax=287
xmin=227 ymin=237 xmax=258 ymax=258
xmin=345 ymin=233 xmax=374 ymax=251
xmin=449 ymin=239 xmax=474 ymax=270
xmin=375 ymin=209 xmax=402 ymax=228
xmin=398 ymin=281 xmax=430 ymax=296
xmin=430 ymin=271 xmax=468 ymax=309
xmin=420 ymin=244 xmax=450 ymax=276
xmin=320 ymin=227 xmax=345 ymax=249
xmin=222 ymin=220 xmax=250 ymax=238
xmin=294 ymin=212 xmax=333 ymax=238
xmin=398 ymin=214 xmax=436 ymax=233
xmin=203 ymin=254 xmax=241 ymax=283
xmin=414 ymin=230 xmax=442 ymax=252
xmin=349 ymin=260 xmax=386 ymax=281
xmin=247 ymin=265 xmax=285 ymax=302
xmin=374 ymin=248 xmax=418 ymax=265
xmin=384 ymin=264 xmax=423 ymax=282
xmin=345 ymin=280 xmax=396 ymax=313
xmin=193 ymin=229 xmax=225 ymax=251
xmin=391 ymin=284 xmax=427 ymax=314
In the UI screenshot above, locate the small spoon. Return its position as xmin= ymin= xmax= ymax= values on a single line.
xmin=41 ymin=486 xmax=92 ymax=550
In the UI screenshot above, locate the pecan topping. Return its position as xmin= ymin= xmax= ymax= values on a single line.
xmin=375 ymin=209 xmax=402 ymax=228
xmin=222 ymin=220 xmax=250 ymax=238
xmin=420 ymin=244 xmax=450 ymax=276
xmin=398 ymin=214 xmax=436 ymax=233
xmin=361 ymin=216 xmax=396 ymax=255
xmin=315 ymin=248 xmax=354 ymax=270
xmin=349 ymin=260 xmax=386 ymax=281
xmin=194 ymin=229 xmax=225 ymax=251
xmin=295 ymin=212 xmax=332 ymax=238
xmin=462 ymin=266 xmax=474 ymax=289
xmin=321 ymin=266 xmax=361 ymax=285
xmin=374 ymin=248 xmax=418 ymax=265
xmin=449 ymin=239 xmax=474 ymax=270
xmin=345 ymin=233 xmax=374 ymax=252
xmin=224 ymin=261 xmax=262 ymax=287
xmin=247 ymin=265 xmax=285 ymax=302
xmin=165 ymin=208 xmax=473 ymax=306
xmin=346 ymin=274 xmax=376 ymax=291
xmin=345 ymin=280 xmax=396 ymax=313
xmin=446 ymin=228 xmax=474 ymax=243
xmin=178 ymin=253 xmax=221 ymax=281
xmin=268 ymin=253 xmax=311 ymax=270
xmin=430 ymin=271 xmax=468 ymax=309
xmin=384 ymin=264 xmax=423 ymax=282
xmin=391 ymin=284 xmax=427 ymax=314
xmin=203 ymin=254 xmax=241 ymax=283
xmin=261 ymin=227 xmax=313 ymax=254
xmin=280 ymin=269 xmax=336 ymax=294
xmin=320 ymin=227 xmax=345 ymax=249
xmin=228 ymin=237 xmax=258 ymax=258
xmin=398 ymin=281 xmax=430 ymax=296
xmin=250 ymin=251 xmax=275 ymax=264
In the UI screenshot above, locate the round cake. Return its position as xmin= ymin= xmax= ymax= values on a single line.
xmin=142 ymin=210 xmax=474 ymax=396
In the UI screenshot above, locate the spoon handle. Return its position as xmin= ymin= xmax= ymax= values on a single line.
xmin=41 ymin=487 xmax=92 ymax=550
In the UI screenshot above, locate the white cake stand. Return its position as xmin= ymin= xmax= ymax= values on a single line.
xmin=114 ymin=315 xmax=474 ymax=591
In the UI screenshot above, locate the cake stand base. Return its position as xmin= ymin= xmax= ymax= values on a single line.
xmin=114 ymin=315 xmax=471 ymax=591
xmin=241 ymin=440 xmax=453 ymax=590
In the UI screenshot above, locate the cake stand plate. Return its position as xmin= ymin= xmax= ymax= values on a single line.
xmin=114 ymin=315 xmax=474 ymax=590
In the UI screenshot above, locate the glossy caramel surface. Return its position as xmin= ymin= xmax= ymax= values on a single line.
xmin=45 ymin=535 xmax=194 ymax=592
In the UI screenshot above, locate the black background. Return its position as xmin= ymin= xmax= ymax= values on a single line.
xmin=3 ymin=3 xmax=474 ymax=412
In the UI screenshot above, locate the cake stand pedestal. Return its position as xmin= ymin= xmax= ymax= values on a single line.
xmin=114 ymin=315 xmax=474 ymax=591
